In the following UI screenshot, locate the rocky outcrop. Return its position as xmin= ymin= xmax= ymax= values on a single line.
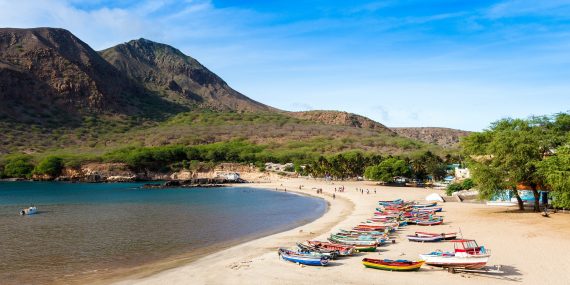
xmin=290 ymin=110 xmax=395 ymax=134
xmin=391 ymin=127 xmax=471 ymax=148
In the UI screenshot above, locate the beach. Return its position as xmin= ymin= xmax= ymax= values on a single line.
xmin=112 ymin=177 xmax=570 ymax=285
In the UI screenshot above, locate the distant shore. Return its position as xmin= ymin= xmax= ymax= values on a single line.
xmin=110 ymin=177 xmax=570 ymax=285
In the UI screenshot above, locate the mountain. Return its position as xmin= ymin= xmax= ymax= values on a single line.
xmin=290 ymin=111 xmax=395 ymax=134
xmin=99 ymin=38 xmax=273 ymax=112
xmin=0 ymin=28 xmax=183 ymax=125
xmin=0 ymin=27 xmax=455 ymax=157
xmin=391 ymin=127 xmax=471 ymax=148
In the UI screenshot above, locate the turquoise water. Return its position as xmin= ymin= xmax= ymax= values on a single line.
xmin=0 ymin=182 xmax=326 ymax=284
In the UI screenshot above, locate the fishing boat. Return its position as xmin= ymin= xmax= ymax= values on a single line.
xmin=412 ymin=202 xmax=437 ymax=208
xmin=296 ymin=243 xmax=338 ymax=259
xmin=278 ymin=248 xmax=329 ymax=266
xmin=415 ymin=232 xmax=457 ymax=240
xmin=19 ymin=206 xmax=37 ymax=215
xmin=419 ymin=240 xmax=490 ymax=269
xmin=406 ymin=234 xmax=442 ymax=242
xmin=329 ymin=234 xmax=381 ymax=245
xmin=353 ymin=244 xmax=378 ymax=252
xmin=306 ymin=241 xmax=355 ymax=256
xmin=417 ymin=218 xmax=443 ymax=226
xmin=362 ymin=258 xmax=425 ymax=271
xmin=378 ymin=199 xmax=404 ymax=206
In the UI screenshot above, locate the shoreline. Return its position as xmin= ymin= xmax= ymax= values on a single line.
xmin=110 ymin=177 xmax=570 ymax=285
xmin=110 ymin=178 xmax=355 ymax=285
xmin=80 ymin=182 xmax=336 ymax=285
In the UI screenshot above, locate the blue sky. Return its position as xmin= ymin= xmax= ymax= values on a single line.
xmin=1 ymin=0 xmax=569 ymax=130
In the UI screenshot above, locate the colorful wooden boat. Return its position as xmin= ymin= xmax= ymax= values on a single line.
xmin=329 ymin=234 xmax=381 ymax=245
xmin=412 ymin=202 xmax=437 ymax=208
xmin=362 ymin=258 xmax=424 ymax=271
xmin=419 ymin=240 xmax=490 ymax=269
xmin=306 ymin=241 xmax=355 ymax=256
xmin=415 ymin=232 xmax=457 ymax=240
xmin=417 ymin=218 xmax=443 ymax=226
xmin=354 ymin=245 xmax=377 ymax=252
xmin=296 ymin=243 xmax=338 ymax=259
xmin=406 ymin=234 xmax=442 ymax=242
xmin=278 ymin=248 xmax=329 ymax=266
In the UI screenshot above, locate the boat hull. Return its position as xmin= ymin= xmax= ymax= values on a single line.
xmin=419 ymin=254 xmax=489 ymax=269
xmin=279 ymin=249 xmax=329 ymax=266
xmin=362 ymin=258 xmax=424 ymax=271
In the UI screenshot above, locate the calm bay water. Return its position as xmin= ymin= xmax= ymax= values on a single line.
xmin=0 ymin=182 xmax=326 ymax=284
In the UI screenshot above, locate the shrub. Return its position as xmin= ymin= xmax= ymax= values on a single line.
xmin=3 ymin=155 xmax=34 ymax=178
xmin=33 ymin=156 xmax=64 ymax=177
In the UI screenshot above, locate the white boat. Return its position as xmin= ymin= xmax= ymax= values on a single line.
xmin=20 ymin=206 xmax=37 ymax=215
xmin=420 ymin=239 xmax=490 ymax=269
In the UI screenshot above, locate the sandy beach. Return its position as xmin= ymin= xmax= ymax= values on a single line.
xmin=112 ymin=177 xmax=570 ymax=285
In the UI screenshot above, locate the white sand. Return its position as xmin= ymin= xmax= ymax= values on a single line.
xmin=112 ymin=178 xmax=570 ymax=285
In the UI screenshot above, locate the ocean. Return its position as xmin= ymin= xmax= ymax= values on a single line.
xmin=0 ymin=182 xmax=326 ymax=284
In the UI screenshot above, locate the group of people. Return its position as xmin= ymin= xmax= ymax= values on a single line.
xmin=356 ymin=188 xmax=376 ymax=195
xmin=333 ymin=186 xmax=345 ymax=192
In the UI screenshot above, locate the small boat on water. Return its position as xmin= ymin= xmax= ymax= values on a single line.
xmin=278 ymin=248 xmax=329 ymax=266
xmin=362 ymin=258 xmax=425 ymax=271
xmin=419 ymin=239 xmax=490 ymax=269
xmin=20 ymin=206 xmax=37 ymax=215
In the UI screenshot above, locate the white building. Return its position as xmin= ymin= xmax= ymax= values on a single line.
xmin=455 ymin=168 xmax=471 ymax=180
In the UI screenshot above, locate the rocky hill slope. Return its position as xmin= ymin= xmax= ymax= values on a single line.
xmin=0 ymin=28 xmax=183 ymax=125
xmin=391 ymin=127 xmax=471 ymax=148
xmin=290 ymin=110 xmax=395 ymax=134
xmin=99 ymin=38 xmax=273 ymax=112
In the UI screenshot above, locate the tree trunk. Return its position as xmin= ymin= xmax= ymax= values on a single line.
xmin=513 ymin=189 xmax=524 ymax=211
xmin=531 ymin=185 xmax=540 ymax=212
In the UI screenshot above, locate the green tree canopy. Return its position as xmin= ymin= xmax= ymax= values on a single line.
xmin=462 ymin=113 xmax=569 ymax=211
xmin=3 ymin=155 xmax=34 ymax=178
xmin=364 ymin=157 xmax=411 ymax=183
xmin=538 ymin=144 xmax=570 ymax=208
xmin=33 ymin=156 xmax=64 ymax=177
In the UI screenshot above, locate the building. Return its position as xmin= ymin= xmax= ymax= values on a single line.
xmin=455 ymin=168 xmax=471 ymax=180
xmin=264 ymin=162 xmax=294 ymax=172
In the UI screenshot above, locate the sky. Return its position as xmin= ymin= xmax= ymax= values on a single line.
xmin=1 ymin=0 xmax=569 ymax=131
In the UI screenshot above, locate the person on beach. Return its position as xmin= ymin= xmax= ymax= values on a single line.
xmin=333 ymin=193 xmax=336 ymax=199
xmin=374 ymin=189 xmax=377 ymax=194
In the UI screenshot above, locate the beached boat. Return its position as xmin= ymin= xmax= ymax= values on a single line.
xmin=419 ymin=240 xmax=490 ymax=269
xmin=19 ymin=206 xmax=37 ymax=215
xmin=417 ymin=218 xmax=443 ymax=226
xmin=353 ymin=245 xmax=377 ymax=252
xmin=415 ymin=232 xmax=457 ymax=240
xmin=306 ymin=241 xmax=355 ymax=256
xmin=296 ymin=243 xmax=338 ymax=259
xmin=329 ymin=234 xmax=381 ymax=245
xmin=406 ymin=234 xmax=442 ymax=242
xmin=412 ymin=202 xmax=437 ymax=208
xmin=362 ymin=258 xmax=425 ymax=271
xmin=278 ymin=248 xmax=329 ymax=266
xmin=378 ymin=199 xmax=404 ymax=206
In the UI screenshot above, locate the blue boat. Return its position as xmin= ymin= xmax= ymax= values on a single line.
xmin=278 ymin=248 xmax=329 ymax=266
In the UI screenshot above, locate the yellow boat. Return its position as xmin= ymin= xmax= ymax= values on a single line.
xmin=362 ymin=258 xmax=424 ymax=271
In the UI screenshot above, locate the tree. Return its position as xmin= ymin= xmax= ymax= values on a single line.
xmin=538 ymin=145 xmax=570 ymax=208
xmin=364 ymin=158 xmax=411 ymax=183
xmin=33 ymin=156 xmax=64 ymax=177
xmin=3 ymin=155 xmax=34 ymax=178
xmin=462 ymin=116 xmax=566 ymax=211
